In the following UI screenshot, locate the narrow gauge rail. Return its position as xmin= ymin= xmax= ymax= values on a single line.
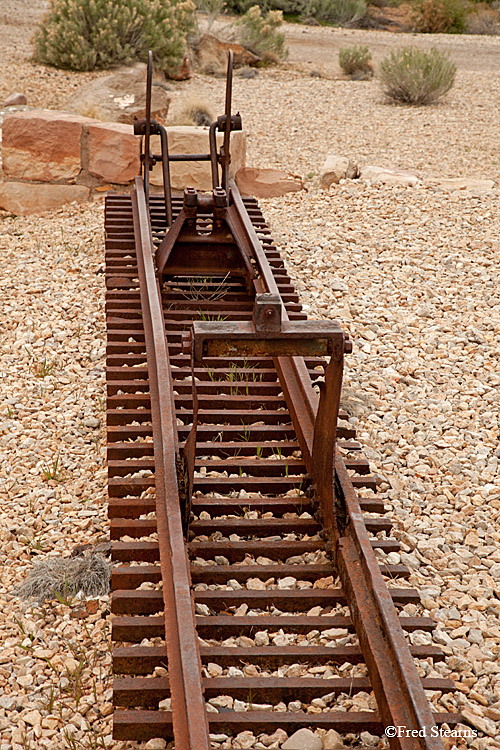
xmin=105 ymin=53 xmax=459 ymax=749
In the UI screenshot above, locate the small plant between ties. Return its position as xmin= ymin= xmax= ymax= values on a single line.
xmin=198 ymin=310 xmax=228 ymax=322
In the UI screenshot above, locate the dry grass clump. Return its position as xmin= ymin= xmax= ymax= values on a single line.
xmin=172 ymin=95 xmax=215 ymax=125
xmin=18 ymin=553 xmax=110 ymax=602
xmin=380 ymin=46 xmax=456 ymax=105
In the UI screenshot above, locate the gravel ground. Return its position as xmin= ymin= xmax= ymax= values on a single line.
xmin=263 ymin=183 xmax=500 ymax=749
xmin=1 ymin=2 xmax=500 ymax=749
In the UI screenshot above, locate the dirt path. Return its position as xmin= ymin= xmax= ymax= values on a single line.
xmin=284 ymin=22 xmax=500 ymax=75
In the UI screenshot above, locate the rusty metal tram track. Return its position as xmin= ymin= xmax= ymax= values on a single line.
xmin=104 ymin=53 xmax=459 ymax=750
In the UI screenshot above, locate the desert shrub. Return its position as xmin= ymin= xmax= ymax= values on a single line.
xmin=303 ymin=0 xmax=367 ymax=25
xmin=226 ymin=0 xmax=367 ymax=24
xmin=34 ymin=0 xmax=196 ymax=77
xmin=380 ymin=46 xmax=456 ymax=105
xmin=466 ymin=2 xmax=500 ymax=32
xmin=237 ymin=5 xmax=288 ymax=60
xmin=411 ymin=0 xmax=468 ymax=33
xmin=339 ymin=45 xmax=373 ymax=77
xmin=225 ymin=0 xmax=305 ymax=13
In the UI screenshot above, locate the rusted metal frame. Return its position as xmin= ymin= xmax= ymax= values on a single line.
xmin=155 ymin=124 xmax=173 ymax=227
xmin=136 ymin=117 xmax=173 ymax=226
xmin=311 ymin=342 xmax=344 ymax=532
xmin=229 ymin=179 xmax=317 ymax=465
xmin=136 ymin=52 xmax=173 ymax=223
xmin=229 ymin=179 xmax=445 ymax=748
xmin=190 ymin=319 xmax=344 ymax=362
xmin=221 ymin=51 xmax=233 ymax=195
xmin=155 ymin=208 xmax=185 ymax=275
xmin=131 ymin=176 xmax=210 ymax=750
xmin=142 ymin=51 xmax=236 ymax=198
xmin=209 ymin=121 xmax=220 ymax=190
xmin=152 ymin=153 xmax=212 ymax=162
xmin=143 ymin=51 xmax=153 ymax=204
xmin=156 ymin=188 xmax=257 ymax=288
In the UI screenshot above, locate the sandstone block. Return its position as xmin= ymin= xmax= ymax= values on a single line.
xmin=360 ymin=165 xmax=420 ymax=186
xmin=87 ymin=122 xmax=140 ymax=184
xmin=64 ymin=64 xmax=170 ymax=124
xmin=320 ymin=154 xmax=358 ymax=187
xmin=236 ymin=167 xmax=304 ymax=198
xmin=321 ymin=155 xmax=349 ymax=187
xmin=425 ymin=177 xmax=494 ymax=195
xmin=0 ymin=182 xmax=90 ymax=215
xmin=150 ymin=127 xmax=246 ymax=192
xmin=2 ymin=110 xmax=90 ymax=182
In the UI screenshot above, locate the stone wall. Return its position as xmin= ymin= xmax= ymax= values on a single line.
xmin=0 ymin=110 xmax=246 ymax=215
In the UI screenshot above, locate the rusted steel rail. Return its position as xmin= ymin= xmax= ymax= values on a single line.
xmin=104 ymin=53 xmax=459 ymax=750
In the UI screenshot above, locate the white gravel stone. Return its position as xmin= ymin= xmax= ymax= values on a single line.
xmin=282 ymin=728 xmax=322 ymax=750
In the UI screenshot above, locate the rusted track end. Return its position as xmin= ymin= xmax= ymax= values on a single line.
xmin=105 ymin=179 xmax=459 ymax=748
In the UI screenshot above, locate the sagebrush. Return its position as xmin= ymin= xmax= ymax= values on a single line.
xmin=237 ymin=5 xmax=288 ymax=61
xmin=339 ymin=45 xmax=373 ymax=77
xmin=225 ymin=0 xmax=304 ymax=13
xmin=34 ymin=0 xmax=196 ymax=76
xmin=380 ymin=46 xmax=456 ymax=105
xmin=412 ymin=0 xmax=468 ymax=33
xmin=466 ymin=3 xmax=500 ymax=33
xmin=225 ymin=0 xmax=367 ymax=26
xmin=303 ymin=0 xmax=367 ymax=25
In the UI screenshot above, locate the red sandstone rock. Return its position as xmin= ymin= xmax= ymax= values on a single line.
xmin=169 ymin=54 xmax=192 ymax=81
xmin=196 ymin=34 xmax=260 ymax=75
xmin=0 ymin=182 xmax=90 ymax=215
xmin=2 ymin=110 xmax=91 ymax=182
xmin=235 ymin=167 xmax=304 ymax=198
xmin=87 ymin=122 xmax=140 ymax=184
xmin=64 ymin=64 xmax=171 ymax=124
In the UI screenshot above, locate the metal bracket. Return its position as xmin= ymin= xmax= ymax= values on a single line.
xmin=253 ymin=293 xmax=282 ymax=332
xmin=187 ymin=319 xmax=345 ymax=363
